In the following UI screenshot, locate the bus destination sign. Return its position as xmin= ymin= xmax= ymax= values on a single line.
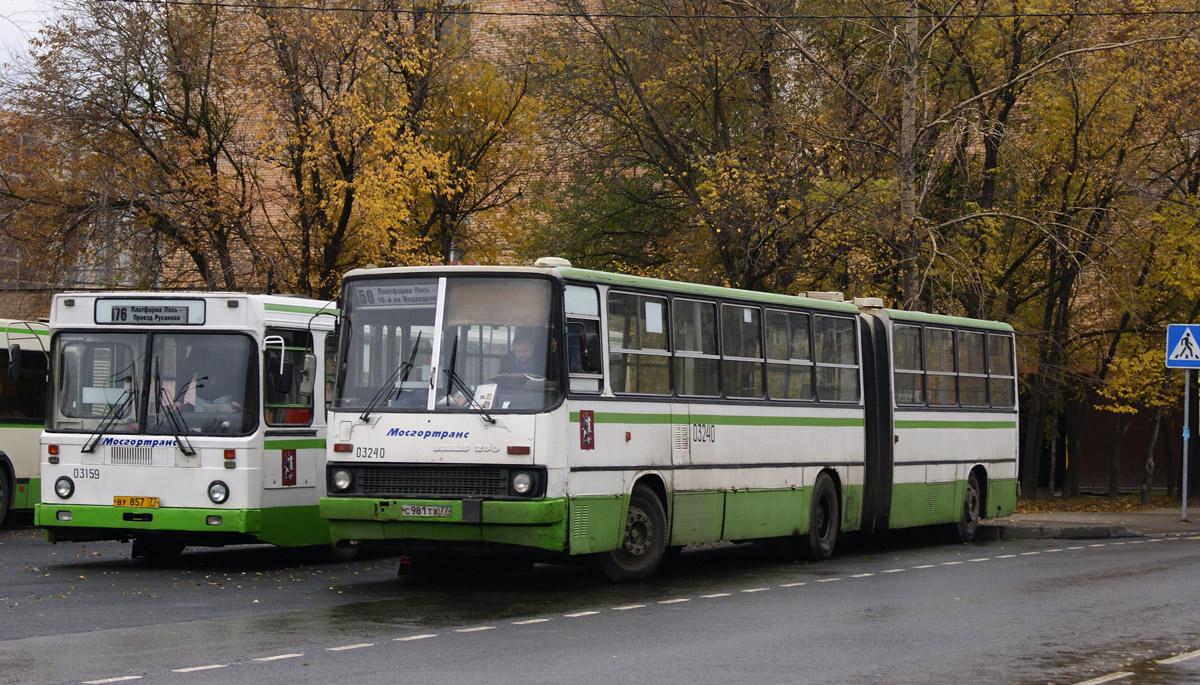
xmin=95 ymin=299 xmax=206 ymax=325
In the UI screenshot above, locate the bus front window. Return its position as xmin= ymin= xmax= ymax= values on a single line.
xmin=337 ymin=276 xmax=560 ymax=413
xmin=49 ymin=333 xmax=146 ymax=433
xmin=147 ymin=334 xmax=257 ymax=436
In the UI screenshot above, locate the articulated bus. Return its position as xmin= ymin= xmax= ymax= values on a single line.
xmin=1 ymin=318 xmax=50 ymax=523
xmin=321 ymin=259 xmax=1018 ymax=580
xmin=36 ymin=292 xmax=341 ymax=559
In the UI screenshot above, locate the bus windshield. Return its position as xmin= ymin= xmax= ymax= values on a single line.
xmin=336 ymin=275 xmax=560 ymax=413
xmin=49 ymin=332 xmax=257 ymax=436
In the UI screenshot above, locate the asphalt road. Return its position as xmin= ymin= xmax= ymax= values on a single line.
xmin=3 ymin=526 xmax=1200 ymax=684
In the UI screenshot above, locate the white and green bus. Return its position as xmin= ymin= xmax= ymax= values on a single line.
xmin=37 ymin=292 xmax=341 ymax=559
xmin=321 ymin=260 xmax=1018 ymax=580
xmin=1 ymin=318 xmax=50 ymax=523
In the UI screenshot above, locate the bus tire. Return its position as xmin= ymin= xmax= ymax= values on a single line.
xmin=952 ymin=472 xmax=982 ymax=543
xmin=806 ymin=473 xmax=839 ymax=561
xmin=0 ymin=466 xmax=10 ymax=526
xmin=596 ymin=484 xmax=667 ymax=582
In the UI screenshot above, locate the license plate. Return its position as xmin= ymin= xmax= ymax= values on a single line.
xmin=113 ymin=496 xmax=160 ymax=508
xmin=401 ymin=504 xmax=452 ymax=518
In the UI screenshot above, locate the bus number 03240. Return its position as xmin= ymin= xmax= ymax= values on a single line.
xmin=355 ymin=446 xmax=385 ymax=459
xmin=692 ymin=424 xmax=716 ymax=443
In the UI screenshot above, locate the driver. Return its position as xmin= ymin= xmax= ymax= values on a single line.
xmin=498 ymin=329 xmax=542 ymax=376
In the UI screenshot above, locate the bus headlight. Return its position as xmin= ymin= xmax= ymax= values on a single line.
xmin=54 ymin=476 xmax=74 ymax=499
xmin=331 ymin=469 xmax=353 ymax=492
xmin=512 ymin=471 xmax=533 ymax=495
xmin=207 ymin=480 xmax=229 ymax=504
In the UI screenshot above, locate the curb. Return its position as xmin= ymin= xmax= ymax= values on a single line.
xmin=976 ymin=524 xmax=1139 ymax=541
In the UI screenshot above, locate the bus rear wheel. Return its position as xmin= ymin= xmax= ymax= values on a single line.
xmin=596 ymin=484 xmax=667 ymax=582
xmin=952 ymin=472 xmax=982 ymax=543
xmin=806 ymin=473 xmax=839 ymax=560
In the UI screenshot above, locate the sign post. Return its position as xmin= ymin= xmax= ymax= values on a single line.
xmin=1166 ymin=324 xmax=1200 ymax=521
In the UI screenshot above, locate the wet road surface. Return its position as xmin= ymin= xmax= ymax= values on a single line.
xmin=3 ymin=527 xmax=1200 ymax=684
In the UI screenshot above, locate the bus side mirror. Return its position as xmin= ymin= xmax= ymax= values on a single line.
xmin=7 ymin=344 xmax=20 ymax=382
xmin=299 ymin=353 xmax=317 ymax=396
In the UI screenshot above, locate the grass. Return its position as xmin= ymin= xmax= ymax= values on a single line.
xmin=1016 ymin=492 xmax=1199 ymax=514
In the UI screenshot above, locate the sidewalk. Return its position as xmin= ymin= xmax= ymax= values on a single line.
xmin=979 ymin=508 xmax=1200 ymax=540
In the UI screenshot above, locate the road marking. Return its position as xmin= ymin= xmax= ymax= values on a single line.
xmin=968 ymin=558 xmax=990 ymax=562
xmin=658 ymin=598 xmax=690 ymax=604
xmin=996 ymin=554 xmax=1017 ymax=558
xmin=850 ymin=573 xmax=874 ymax=578
xmin=1066 ymin=546 xmax=1085 ymax=550
xmin=1020 ymin=552 xmax=1040 ymax=556
xmin=1158 ymin=648 xmax=1200 ymax=664
xmin=1045 ymin=548 xmax=1064 ymax=553
xmin=1147 ymin=539 xmax=1163 ymax=543
xmin=513 ymin=618 xmax=551 ymax=625
xmin=882 ymin=568 xmax=906 ymax=573
xmin=816 ymin=577 xmax=841 ymax=583
xmin=702 ymin=592 xmax=733 ymax=597
xmin=83 ymin=678 xmax=142 ymax=684
xmin=913 ymin=564 xmax=935 ymax=569
xmin=395 ymin=634 xmax=437 ymax=641
xmin=612 ymin=604 xmax=646 ymax=610
xmin=253 ymin=653 xmax=303 ymax=662
xmin=173 ymin=664 xmax=228 ymax=673
xmin=1089 ymin=544 xmax=1107 ymax=548
xmin=741 ymin=587 xmax=769 ymax=593
xmin=326 ymin=643 xmax=373 ymax=651
xmin=779 ymin=582 xmax=807 ymax=587
xmin=456 ymin=626 xmax=495 ymax=633
xmin=565 ymin=611 xmax=600 ymax=617
xmin=1073 ymin=671 xmax=1133 ymax=684
xmin=942 ymin=561 xmax=963 ymax=566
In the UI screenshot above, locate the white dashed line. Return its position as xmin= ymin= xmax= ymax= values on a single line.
xmin=173 ymin=664 xmax=228 ymax=673
xmin=1158 ymin=648 xmax=1200 ymax=665
xmin=513 ymin=618 xmax=551 ymax=625
xmin=1129 ymin=541 xmax=1145 ymax=545
xmin=565 ymin=611 xmax=600 ymax=618
xmin=326 ymin=643 xmax=373 ymax=652
xmin=703 ymin=592 xmax=733 ymax=597
xmin=969 ymin=558 xmax=990 ymax=563
xmin=1045 ymin=548 xmax=1063 ymax=553
xmin=1089 ymin=544 xmax=1107 ymax=548
xmin=1074 ymin=671 xmax=1133 ymax=684
xmin=1019 ymin=552 xmax=1040 ymax=556
xmin=1147 ymin=539 xmax=1163 ymax=543
xmin=779 ymin=582 xmax=807 ymax=587
xmin=658 ymin=598 xmax=690 ymax=604
xmin=882 ymin=569 xmax=906 ymax=573
xmin=612 ymin=604 xmax=646 ymax=610
xmin=1066 ymin=546 xmax=1085 ymax=550
xmin=456 ymin=627 xmax=496 ymax=633
xmin=741 ymin=587 xmax=769 ymax=593
xmin=82 ymin=677 xmax=142 ymax=684
xmin=996 ymin=554 xmax=1016 ymax=558
xmin=851 ymin=573 xmax=874 ymax=578
xmin=253 ymin=653 xmax=303 ymax=662
xmin=395 ymin=634 xmax=437 ymax=641
xmin=913 ymin=564 xmax=935 ymax=569
xmin=816 ymin=577 xmax=841 ymax=583
xmin=942 ymin=561 xmax=963 ymax=566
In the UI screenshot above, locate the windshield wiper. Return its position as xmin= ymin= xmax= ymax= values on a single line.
xmin=81 ymin=381 xmax=136 ymax=453
xmin=443 ymin=333 xmax=495 ymax=424
xmin=360 ymin=332 xmax=422 ymax=422
xmin=153 ymin=362 xmax=196 ymax=456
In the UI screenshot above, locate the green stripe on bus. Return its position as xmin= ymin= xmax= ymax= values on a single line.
xmin=264 ymin=303 xmax=339 ymax=316
xmin=894 ymin=420 xmax=1017 ymax=429
xmin=3 ymin=324 xmax=48 ymax=336
xmin=0 ymin=422 xmax=41 ymax=429
xmin=263 ymin=439 xmax=326 ymax=450
xmin=569 ymin=412 xmax=863 ymax=427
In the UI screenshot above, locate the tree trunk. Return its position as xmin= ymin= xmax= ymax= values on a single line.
xmin=1021 ymin=396 xmax=1046 ymax=499
xmin=1162 ymin=414 xmax=1175 ymax=498
xmin=1141 ymin=406 xmax=1163 ymax=505
xmin=1108 ymin=414 xmax=1131 ymax=498
xmin=897 ymin=0 xmax=921 ymax=307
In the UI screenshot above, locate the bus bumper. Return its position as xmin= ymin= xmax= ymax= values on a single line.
xmin=33 ymin=503 xmax=330 ymax=547
xmin=320 ymin=497 xmax=569 ymax=553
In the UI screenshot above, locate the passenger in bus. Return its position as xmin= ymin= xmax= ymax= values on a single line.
xmin=177 ymin=348 xmax=241 ymax=413
xmin=499 ymin=329 xmax=542 ymax=376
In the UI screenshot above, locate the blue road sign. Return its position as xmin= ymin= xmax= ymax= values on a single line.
xmin=1167 ymin=324 xmax=1200 ymax=369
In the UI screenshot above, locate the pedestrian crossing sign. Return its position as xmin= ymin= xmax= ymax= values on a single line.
xmin=1166 ymin=324 xmax=1200 ymax=368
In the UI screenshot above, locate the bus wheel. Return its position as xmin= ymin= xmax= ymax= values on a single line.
xmin=806 ymin=473 xmax=839 ymax=560
xmin=0 ymin=468 xmax=10 ymax=526
xmin=596 ymin=484 xmax=667 ymax=582
xmin=131 ymin=538 xmax=185 ymax=562
xmin=952 ymin=472 xmax=982 ymax=543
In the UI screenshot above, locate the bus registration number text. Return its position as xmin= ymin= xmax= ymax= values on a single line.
xmin=114 ymin=496 xmax=160 ymax=508
xmin=401 ymin=505 xmax=452 ymax=518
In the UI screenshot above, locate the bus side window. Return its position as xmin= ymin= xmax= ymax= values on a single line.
xmin=565 ymin=284 xmax=603 ymax=393
xmin=325 ymin=330 xmax=338 ymax=410
xmin=265 ymin=329 xmax=314 ymax=426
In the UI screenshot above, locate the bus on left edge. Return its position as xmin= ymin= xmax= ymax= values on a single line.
xmin=35 ymin=292 xmax=344 ymax=560
xmin=0 ymin=318 xmax=50 ymax=524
